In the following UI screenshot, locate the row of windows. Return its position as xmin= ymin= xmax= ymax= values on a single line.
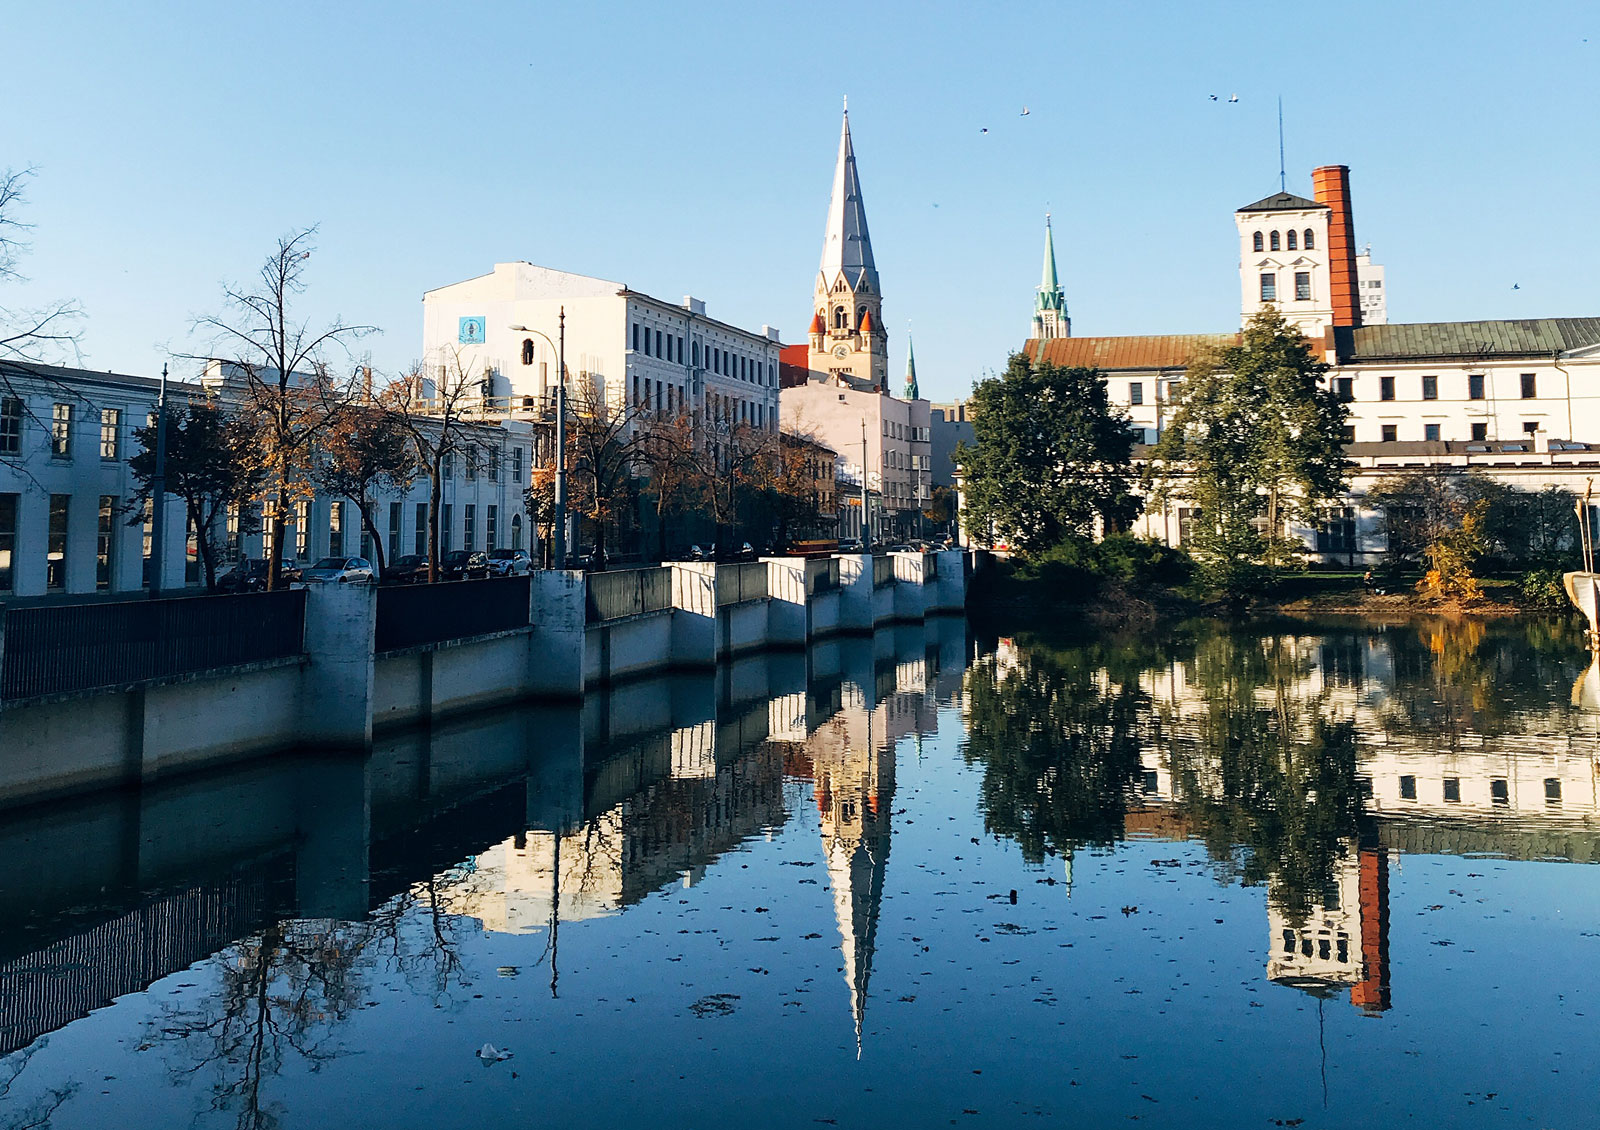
xmin=1 ymin=398 xmax=128 ymax=461
xmin=882 ymin=450 xmax=930 ymax=471
xmin=1355 ymin=421 xmax=1542 ymax=444
xmin=1252 ymin=228 xmax=1316 ymax=252
xmin=881 ymin=420 xmax=929 ymax=442
xmin=1259 ymin=271 xmax=1313 ymax=303
xmin=441 ymin=444 xmax=522 ymax=483
xmin=630 ymin=322 xmax=775 ymax=386
xmin=0 ymin=491 xmax=149 ymax=592
xmin=1398 ymin=774 xmax=1565 ymax=805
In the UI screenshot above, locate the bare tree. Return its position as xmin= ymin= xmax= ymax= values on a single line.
xmin=547 ymin=373 xmax=647 ymax=565
xmin=380 ymin=349 xmax=483 ymax=582
xmin=311 ymin=402 xmax=417 ymax=576
xmin=0 ymin=166 xmax=83 ymax=368
xmin=195 ymin=227 xmax=376 ymax=589
xmin=634 ymin=407 xmax=702 ymax=561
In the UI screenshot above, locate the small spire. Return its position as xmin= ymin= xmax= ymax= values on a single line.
xmin=903 ymin=333 xmax=919 ymax=400
xmin=1032 ymin=214 xmax=1070 ymax=339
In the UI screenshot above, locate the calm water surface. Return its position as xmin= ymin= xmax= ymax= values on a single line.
xmin=3 ymin=615 xmax=1599 ymax=1128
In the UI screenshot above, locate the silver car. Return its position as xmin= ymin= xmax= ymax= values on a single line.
xmin=294 ymin=556 xmax=375 ymax=586
xmin=486 ymin=549 xmax=532 ymax=577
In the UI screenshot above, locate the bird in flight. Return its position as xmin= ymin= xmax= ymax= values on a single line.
xmin=1228 ymin=94 xmax=1239 ymax=102
xmin=1513 ymin=283 xmax=1521 ymax=290
xmin=979 ymin=127 xmax=988 ymax=134
xmin=1209 ymin=94 xmax=1218 ymax=101
xmin=1020 ymin=106 xmax=1030 ymax=116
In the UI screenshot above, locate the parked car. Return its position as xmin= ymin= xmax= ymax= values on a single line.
xmin=294 ymin=556 xmax=376 ymax=587
xmin=486 ymin=548 xmax=532 ymax=577
xmin=215 ymin=558 xmax=301 ymax=593
xmin=837 ymin=539 xmax=863 ymax=553
xmin=439 ymin=550 xmax=490 ymax=580
xmin=712 ymin=542 xmax=757 ymax=562
xmin=887 ymin=544 xmax=919 ymax=553
xmin=383 ymin=554 xmax=430 ymax=585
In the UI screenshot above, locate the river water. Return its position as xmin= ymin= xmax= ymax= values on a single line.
xmin=2 ymin=615 xmax=1598 ymax=1128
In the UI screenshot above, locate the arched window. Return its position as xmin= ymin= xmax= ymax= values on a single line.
xmin=1303 ymin=228 xmax=1315 ymax=249
xmin=1252 ymin=231 xmax=1264 ymax=252
xmin=834 ymin=306 xmax=847 ymax=330
xmin=1286 ymin=230 xmax=1298 ymax=250
xmin=1269 ymin=231 xmax=1281 ymax=251
xmin=692 ymin=340 xmax=700 ymax=367
xmin=521 ymin=339 xmax=535 ymax=366
xmin=511 ymin=513 xmax=523 ymax=552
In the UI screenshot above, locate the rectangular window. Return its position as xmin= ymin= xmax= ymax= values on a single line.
xmin=1545 ymin=778 xmax=1562 ymax=804
xmin=513 ymin=447 xmax=523 ymax=481
xmin=442 ymin=450 xmax=454 ymax=479
xmin=389 ymin=501 xmax=403 ymax=561
xmin=486 ymin=504 xmax=497 ymax=550
xmin=414 ymin=503 xmax=428 ymax=556
xmin=51 ymin=402 xmax=73 ymax=458
xmin=1380 ymin=375 xmax=1395 ymax=401
xmin=226 ymin=503 xmax=240 ymax=559
xmin=1259 ymin=273 xmax=1276 ymax=302
xmin=1490 ymin=778 xmax=1509 ymax=806
xmin=100 ymin=408 xmax=121 ymax=460
xmin=1341 ymin=426 xmax=1356 ymax=443
xmin=655 ymin=329 xmax=663 ymax=358
xmin=293 ymin=500 xmax=308 ymax=559
xmin=488 ymin=449 xmax=500 ymax=482
xmin=1381 ymin=424 xmax=1398 ymax=443
xmin=1521 ymin=373 xmax=1537 ymax=399
xmin=1315 ymin=506 xmax=1357 ymax=553
xmin=1127 ymin=379 xmax=1144 ymax=405
xmin=0 ymin=397 xmax=21 ymax=456
xmin=1336 ymin=377 xmax=1354 ymax=401
xmin=1422 ymin=375 xmax=1438 ymax=400
xmin=1471 ymin=422 xmax=1487 ymax=441
xmin=464 ymin=504 xmax=476 ymax=551
xmin=329 ymin=501 xmax=344 ymax=558
xmin=1399 ymin=775 xmax=1416 ymax=800
xmin=632 ymin=323 xmax=640 ymax=352
xmin=1468 ymin=374 xmax=1485 ymax=400
xmin=1294 ymin=271 xmax=1311 ymax=301
xmin=97 ymin=495 xmax=117 ymax=589
xmin=441 ymin=504 xmax=453 ymax=554
xmin=1177 ymin=507 xmax=1199 ymax=544
xmin=1523 ymin=420 xmax=1539 ymax=435
xmin=47 ymin=493 xmax=69 ymax=589
xmin=1424 ymin=423 xmax=1441 ymax=442
xmin=1443 ymin=777 xmax=1461 ymax=803
xmin=0 ymin=493 xmax=17 ymax=591
xmin=465 ymin=447 xmax=477 ymax=480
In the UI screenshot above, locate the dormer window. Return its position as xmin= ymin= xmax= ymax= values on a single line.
xmin=1303 ymin=229 xmax=1315 ymax=249
xmin=1269 ymin=231 xmax=1281 ymax=251
xmin=1286 ymin=230 xmax=1298 ymax=250
xmin=1252 ymin=231 xmax=1264 ymax=252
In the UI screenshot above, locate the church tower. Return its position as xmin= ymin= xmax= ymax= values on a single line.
xmin=809 ymin=102 xmax=889 ymax=393
xmin=1031 ymin=214 xmax=1070 ymax=340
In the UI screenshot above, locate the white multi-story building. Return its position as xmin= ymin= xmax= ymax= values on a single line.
xmin=1356 ymin=246 xmax=1387 ymax=326
xmin=0 ymin=359 xmax=537 ymax=599
xmin=421 ymin=264 xmax=783 ymax=437
xmin=1018 ymin=165 xmax=1600 ymax=562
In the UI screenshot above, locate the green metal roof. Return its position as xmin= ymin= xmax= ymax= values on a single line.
xmin=1336 ymin=318 xmax=1600 ymax=363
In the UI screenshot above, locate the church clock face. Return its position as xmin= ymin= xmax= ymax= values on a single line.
xmin=832 ymin=344 xmax=850 ymax=359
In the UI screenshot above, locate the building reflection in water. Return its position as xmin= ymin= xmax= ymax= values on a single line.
xmin=965 ymin=617 xmax=1598 ymax=1016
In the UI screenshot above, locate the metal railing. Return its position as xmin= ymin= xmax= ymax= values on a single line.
xmin=873 ymin=554 xmax=896 ymax=588
xmin=586 ymin=567 xmax=673 ymax=624
xmin=1 ymin=590 xmax=306 ymax=702
xmin=375 ymin=575 xmax=531 ymax=653
xmin=716 ymin=562 xmax=769 ymax=607
xmin=807 ymin=557 xmax=841 ymax=595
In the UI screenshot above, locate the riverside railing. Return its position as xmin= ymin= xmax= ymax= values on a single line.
xmin=716 ymin=562 xmax=769 ymax=607
xmin=0 ymin=590 xmax=307 ymax=703
xmin=374 ymin=575 xmax=531 ymax=653
xmin=872 ymin=555 xmax=896 ymax=588
xmin=586 ymin=567 xmax=673 ymax=624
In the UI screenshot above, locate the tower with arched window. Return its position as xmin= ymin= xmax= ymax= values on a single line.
xmin=807 ymin=103 xmax=890 ymax=393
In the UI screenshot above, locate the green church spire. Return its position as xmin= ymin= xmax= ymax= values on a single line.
xmin=1032 ymin=214 xmax=1070 ymax=339
xmin=903 ymin=333 xmax=919 ymax=400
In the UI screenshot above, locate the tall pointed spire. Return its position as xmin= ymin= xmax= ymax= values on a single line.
xmin=903 ymin=333 xmax=919 ymax=400
xmin=819 ymin=102 xmax=879 ymax=293
xmin=1031 ymin=213 xmax=1070 ymax=340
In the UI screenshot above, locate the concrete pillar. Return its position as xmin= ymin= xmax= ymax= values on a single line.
xmin=669 ymin=562 xmax=716 ymax=669
xmin=301 ymin=582 xmax=377 ymax=750
xmin=530 ymin=570 xmax=587 ymax=699
xmin=837 ymin=553 xmax=873 ymax=632
xmin=763 ymin=558 xmax=807 ymax=649
xmin=934 ymin=549 xmax=967 ymax=611
xmin=892 ymin=551 xmax=927 ymax=622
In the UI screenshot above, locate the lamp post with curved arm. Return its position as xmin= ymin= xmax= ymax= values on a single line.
xmin=510 ymin=308 xmax=567 ymax=567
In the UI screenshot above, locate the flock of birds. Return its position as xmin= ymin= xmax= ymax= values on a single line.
xmin=978 ymin=92 xmax=1239 ymax=134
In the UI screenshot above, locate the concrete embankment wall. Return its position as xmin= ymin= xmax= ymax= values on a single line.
xmin=0 ymin=551 xmax=969 ymax=809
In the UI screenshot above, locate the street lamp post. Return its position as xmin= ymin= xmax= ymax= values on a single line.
xmin=149 ymin=363 xmax=169 ymax=598
xmin=510 ymin=307 xmax=569 ymax=568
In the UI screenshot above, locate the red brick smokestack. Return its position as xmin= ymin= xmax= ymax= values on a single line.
xmin=1313 ymin=165 xmax=1361 ymax=328
xmin=1349 ymin=847 xmax=1390 ymax=1013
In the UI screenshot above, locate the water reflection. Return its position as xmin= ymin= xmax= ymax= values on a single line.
xmin=3 ymin=613 xmax=1598 ymax=1128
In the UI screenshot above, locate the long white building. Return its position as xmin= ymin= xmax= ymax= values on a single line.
xmin=1018 ymin=164 xmax=1600 ymax=562
xmin=421 ymin=263 xmax=783 ymax=436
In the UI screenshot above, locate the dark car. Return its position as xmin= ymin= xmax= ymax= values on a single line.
xmin=215 ymin=558 xmax=302 ymax=593
xmin=439 ymin=550 xmax=490 ymax=580
xmin=383 ymin=554 xmax=430 ymax=585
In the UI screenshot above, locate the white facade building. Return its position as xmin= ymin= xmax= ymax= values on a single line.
xmin=421 ymin=263 xmax=782 ymax=438
xmin=1356 ymin=247 xmax=1387 ymax=326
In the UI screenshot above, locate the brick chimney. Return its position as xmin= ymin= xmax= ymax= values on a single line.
xmin=1312 ymin=165 xmax=1361 ymax=328
xmin=1349 ymin=846 xmax=1390 ymax=1014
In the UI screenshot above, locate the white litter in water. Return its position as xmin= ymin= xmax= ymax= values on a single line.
xmin=477 ymin=1043 xmax=513 ymax=1062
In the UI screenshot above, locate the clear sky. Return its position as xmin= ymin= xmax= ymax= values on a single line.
xmin=4 ymin=0 xmax=1597 ymax=402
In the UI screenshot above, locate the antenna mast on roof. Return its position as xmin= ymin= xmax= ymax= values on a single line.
xmin=1277 ymin=96 xmax=1286 ymax=193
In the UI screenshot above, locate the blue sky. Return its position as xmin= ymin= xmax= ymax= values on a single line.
xmin=4 ymin=0 xmax=1597 ymax=402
